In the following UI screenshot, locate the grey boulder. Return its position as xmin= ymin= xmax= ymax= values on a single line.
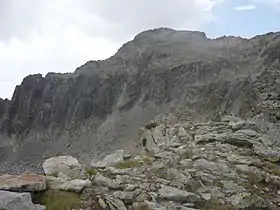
xmin=0 ymin=190 xmax=45 ymax=210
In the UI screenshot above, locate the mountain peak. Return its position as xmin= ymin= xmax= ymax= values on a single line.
xmin=133 ymin=27 xmax=207 ymax=41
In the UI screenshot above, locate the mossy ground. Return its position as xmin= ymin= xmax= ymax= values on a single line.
xmin=114 ymin=160 xmax=143 ymax=169
xmin=85 ymin=168 xmax=99 ymax=177
xmin=196 ymin=199 xmax=236 ymax=210
xmin=114 ymin=157 xmax=154 ymax=169
xmin=32 ymin=190 xmax=81 ymax=210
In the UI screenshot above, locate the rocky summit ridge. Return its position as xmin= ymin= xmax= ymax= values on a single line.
xmin=0 ymin=28 xmax=280 ymax=177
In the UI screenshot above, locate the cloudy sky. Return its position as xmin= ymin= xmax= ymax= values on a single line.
xmin=0 ymin=0 xmax=279 ymax=99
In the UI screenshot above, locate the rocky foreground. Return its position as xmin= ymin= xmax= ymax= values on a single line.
xmin=0 ymin=114 xmax=280 ymax=210
xmin=77 ymin=115 xmax=280 ymax=210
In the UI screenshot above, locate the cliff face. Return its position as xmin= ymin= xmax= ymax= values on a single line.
xmin=0 ymin=98 xmax=9 ymax=130
xmin=0 ymin=99 xmax=8 ymax=119
xmin=0 ymin=28 xmax=280 ymax=173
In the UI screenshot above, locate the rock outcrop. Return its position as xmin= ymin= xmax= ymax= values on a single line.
xmin=78 ymin=115 xmax=280 ymax=209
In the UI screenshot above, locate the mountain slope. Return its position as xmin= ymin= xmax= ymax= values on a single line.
xmin=0 ymin=28 xmax=280 ymax=174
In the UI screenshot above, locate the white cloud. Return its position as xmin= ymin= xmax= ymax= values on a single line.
xmin=233 ymin=4 xmax=256 ymax=11
xmin=0 ymin=0 xmax=224 ymax=99
xmin=248 ymin=0 xmax=280 ymax=10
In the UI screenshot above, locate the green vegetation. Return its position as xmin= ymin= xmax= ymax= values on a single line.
xmin=46 ymin=172 xmax=59 ymax=178
xmin=197 ymin=199 xmax=236 ymax=210
xmin=85 ymin=168 xmax=99 ymax=177
xmin=262 ymin=161 xmax=280 ymax=176
xmin=32 ymin=190 xmax=81 ymax=210
xmin=114 ymin=157 xmax=153 ymax=169
xmin=142 ymin=156 xmax=154 ymax=164
xmin=133 ymin=202 xmax=153 ymax=210
xmin=114 ymin=160 xmax=144 ymax=169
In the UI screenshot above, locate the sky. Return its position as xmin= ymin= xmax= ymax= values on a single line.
xmin=0 ymin=0 xmax=279 ymax=99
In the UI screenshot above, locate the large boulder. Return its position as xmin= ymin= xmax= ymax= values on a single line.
xmin=0 ymin=190 xmax=45 ymax=210
xmin=45 ymin=175 xmax=91 ymax=193
xmin=91 ymin=150 xmax=132 ymax=169
xmin=158 ymin=186 xmax=200 ymax=203
xmin=43 ymin=156 xmax=90 ymax=192
xmin=42 ymin=156 xmax=83 ymax=179
xmin=0 ymin=174 xmax=46 ymax=192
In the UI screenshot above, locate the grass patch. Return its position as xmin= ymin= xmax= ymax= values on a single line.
xmin=114 ymin=160 xmax=144 ymax=169
xmin=133 ymin=202 xmax=153 ymax=210
xmin=261 ymin=161 xmax=280 ymax=176
xmin=32 ymin=190 xmax=81 ymax=210
xmin=142 ymin=157 xmax=154 ymax=165
xmin=114 ymin=157 xmax=153 ymax=169
xmin=197 ymin=198 xmax=236 ymax=210
xmin=46 ymin=172 xmax=59 ymax=178
xmin=85 ymin=168 xmax=99 ymax=177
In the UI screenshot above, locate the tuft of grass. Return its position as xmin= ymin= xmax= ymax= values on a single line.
xmin=261 ymin=161 xmax=280 ymax=176
xmin=114 ymin=160 xmax=144 ymax=169
xmin=197 ymin=198 xmax=236 ymax=210
xmin=46 ymin=172 xmax=59 ymax=178
xmin=85 ymin=168 xmax=99 ymax=177
xmin=142 ymin=157 xmax=154 ymax=165
xmin=114 ymin=157 xmax=153 ymax=169
xmin=133 ymin=202 xmax=153 ymax=210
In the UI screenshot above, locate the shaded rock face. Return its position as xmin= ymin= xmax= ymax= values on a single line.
xmin=0 ymin=98 xmax=8 ymax=116
xmin=0 ymin=28 xmax=280 ymax=173
xmin=0 ymin=98 xmax=9 ymax=128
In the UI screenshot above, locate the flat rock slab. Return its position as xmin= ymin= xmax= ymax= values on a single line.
xmin=0 ymin=174 xmax=46 ymax=192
